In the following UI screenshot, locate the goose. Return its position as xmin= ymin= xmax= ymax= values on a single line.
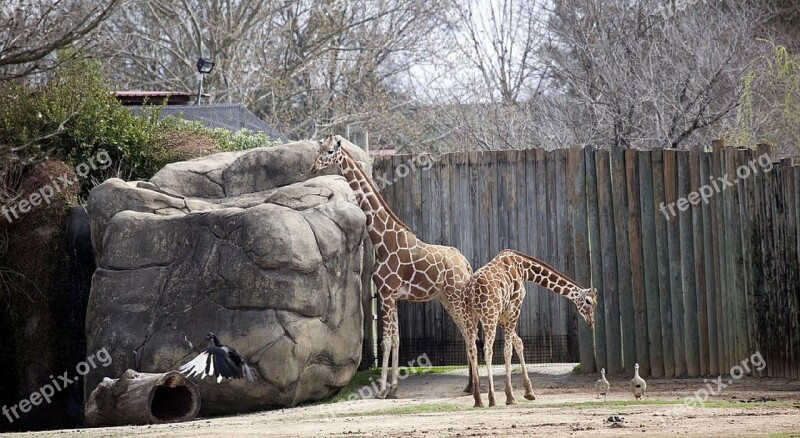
xmin=630 ymin=363 xmax=646 ymax=399
xmin=595 ymin=368 xmax=609 ymax=401
xmin=178 ymin=332 xmax=255 ymax=383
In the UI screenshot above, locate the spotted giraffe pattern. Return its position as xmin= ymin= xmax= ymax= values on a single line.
xmin=453 ymin=249 xmax=598 ymax=407
xmin=311 ymin=135 xmax=473 ymax=398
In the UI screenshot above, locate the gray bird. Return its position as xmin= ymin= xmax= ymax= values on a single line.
xmin=595 ymin=368 xmax=609 ymax=401
xmin=630 ymin=363 xmax=646 ymax=400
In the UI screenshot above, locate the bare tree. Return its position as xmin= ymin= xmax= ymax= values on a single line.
xmin=400 ymin=0 xmax=552 ymax=152
xmin=542 ymin=0 xmax=768 ymax=149
xmin=94 ymin=0 xmax=788 ymax=153
xmin=766 ymin=0 xmax=800 ymax=52
xmin=404 ymin=0 xmax=776 ymax=153
xmin=99 ymin=0 xmax=454 ymax=140
xmin=0 ymin=0 xmax=120 ymax=80
xmin=100 ymin=0 xmax=278 ymax=98
xmin=450 ymin=0 xmax=547 ymax=105
xmin=725 ymin=40 xmax=800 ymax=157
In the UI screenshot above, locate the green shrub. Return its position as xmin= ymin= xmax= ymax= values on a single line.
xmin=0 ymin=61 xmax=282 ymax=200
xmin=725 ymin=41 xmax=800 ymax=155
xmin=158 ymin=116 xmax=282 ymax=152
xmin=0 ymin=61 xmax=165 ymax=183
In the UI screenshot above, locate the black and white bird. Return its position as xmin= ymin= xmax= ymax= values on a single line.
xmin=178 ymin=332 xmax=255 ymax=383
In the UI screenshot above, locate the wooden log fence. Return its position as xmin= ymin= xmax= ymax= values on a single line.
xmin=371 ymin=144 xmax=800 ymax=378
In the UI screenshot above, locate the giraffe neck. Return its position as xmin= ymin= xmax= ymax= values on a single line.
xmin=338 ymin=149 xmax=416 ymax=249
xmin=502 ymin=250 xmax=584 ymax=300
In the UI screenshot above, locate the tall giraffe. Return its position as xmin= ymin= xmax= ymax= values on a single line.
xmin=453 ymin=249 xmax=597 ymax=407
xmin=310 ymin=135 xmax=473 ymax=398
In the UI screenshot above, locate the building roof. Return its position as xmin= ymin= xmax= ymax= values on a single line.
xmin=113 ymin=91 xmax=201 ymax=106
xmin=128 ymin=103 xmax=288 ymax=143
xmin=369 ymin=148 xmax=398 ymax=157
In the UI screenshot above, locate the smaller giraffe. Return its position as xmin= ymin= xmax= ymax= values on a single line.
xmin=454 ymin=249 xmax=598 ymax=408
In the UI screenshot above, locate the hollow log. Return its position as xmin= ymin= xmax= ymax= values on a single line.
xmin=85 ymin=369 xmax=200 ymax=427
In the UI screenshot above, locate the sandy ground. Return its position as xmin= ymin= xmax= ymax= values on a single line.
xmin=5 ymin=364 xmax=800 ymax=438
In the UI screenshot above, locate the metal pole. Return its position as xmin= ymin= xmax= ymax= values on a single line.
xmin=196 ymin=74 xmax=203 ymax=105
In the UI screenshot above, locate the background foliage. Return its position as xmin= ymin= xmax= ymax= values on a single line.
xmin=0 ymin=61 xmax=280 ymax=203
xmin=2 ymin=0 xmax=800 ymax=157
xmin=726 ymin=42 xmax=800 ymax=152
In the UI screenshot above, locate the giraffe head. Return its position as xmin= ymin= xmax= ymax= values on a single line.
xmin=573 ymin=287 xmax=598 ymax=329
xmin=309 ymin=134 xmax=345 ymax=173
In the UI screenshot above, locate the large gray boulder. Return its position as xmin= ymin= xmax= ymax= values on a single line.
xmin=84 ymin=140 xmax=368 ymax=415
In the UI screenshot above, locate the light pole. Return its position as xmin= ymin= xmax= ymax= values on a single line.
xmin=195 ymin=57 xmax=215 ymax=105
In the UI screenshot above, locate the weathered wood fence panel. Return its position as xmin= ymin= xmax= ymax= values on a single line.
xmin=570 ymin=148 xmax=595 ymax=373
xmin=626 ymin=149 xmax=649 ymax=376
xmin=638 ymin=151 xmax=664 ymax=377
xmin=652 ymin=149 xmax=676 ymax=377
xmin=372 ymin=145 xmax=800 ymax=378
xmin=586 ymin=147 xmax=607 ymax=372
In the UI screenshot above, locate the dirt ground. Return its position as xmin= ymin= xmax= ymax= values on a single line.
xmin=6 ymin=364 xmax=800 ymax=438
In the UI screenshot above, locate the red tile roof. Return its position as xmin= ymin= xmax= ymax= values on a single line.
xmin=113 ymin=91 xmax=208 ymax=105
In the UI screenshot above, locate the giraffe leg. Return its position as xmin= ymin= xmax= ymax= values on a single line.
xmin=465 ymin=323 xmax=484 ymax=393
xmin=442 ymin=297 xmax=477 ymax=395
xmin=460 ymin=322 xmax=474 ymax=394
xmin=464 ymin=365 xmax=473 ymax=394
xmin=387 ymin=313 xmax=400 ymax=398
xmin=376 ymin=298 xmax=396 ymax=399
xmin=510 ymin=330 xmax=535 ymax=400
xmin=482 ymin=324 xmax=497 ymax=407
xmin=501 ymin=325 xmax=516 ymax=405
xmin=465 ymin=322 xmax=483 ymax=408
xmin=464 ymin=336 xmax=480 ymax=393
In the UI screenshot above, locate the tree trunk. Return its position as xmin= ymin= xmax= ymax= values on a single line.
xmin=85 ymin=369 xmax=200 ymax=427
